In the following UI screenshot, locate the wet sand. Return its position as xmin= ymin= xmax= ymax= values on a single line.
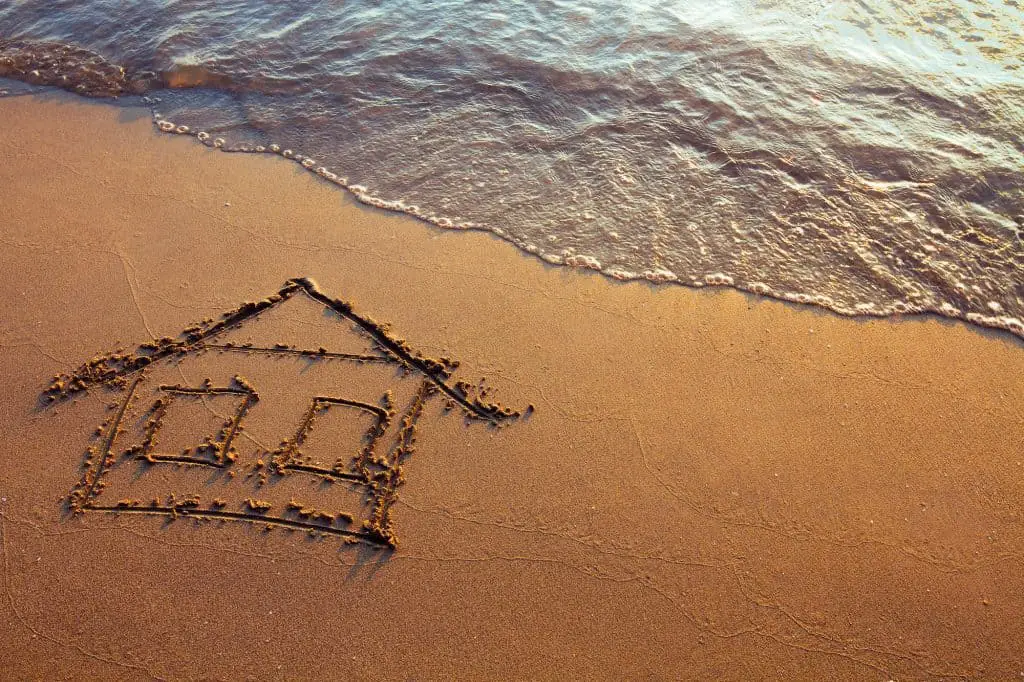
xmin=1 ymin=92 xmax=1022 ymax=680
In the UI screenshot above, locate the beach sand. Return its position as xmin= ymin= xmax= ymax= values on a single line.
xmin=1 ymin=93 xmax=1022 ymax=680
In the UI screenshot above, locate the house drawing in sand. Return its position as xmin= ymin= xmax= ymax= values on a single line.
xmin=48 ymin=278 xmax=523 ymax=548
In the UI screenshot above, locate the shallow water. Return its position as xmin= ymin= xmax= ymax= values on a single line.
xmin=1 ymin=0 xmax=1021 ymax=336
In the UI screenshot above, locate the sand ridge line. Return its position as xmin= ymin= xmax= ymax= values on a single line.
xmin=75 ymin=374 xmax=142 ymax=506
xmin=365 ymin=378 xmax=432 ymax=544
xmin=200 ymin=343 xmax=392 ymax=363
xmin=84 ymin=505 xmax=374 ymax=543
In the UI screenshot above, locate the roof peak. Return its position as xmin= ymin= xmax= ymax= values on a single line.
xmin=43 ymin=278 xmax=521 ymax=425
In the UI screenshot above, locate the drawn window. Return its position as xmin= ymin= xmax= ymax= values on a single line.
xmin=133 ymin=384 xmax=256 ymax=467
xmin=271 ymin=396 xmax=390 ymax=481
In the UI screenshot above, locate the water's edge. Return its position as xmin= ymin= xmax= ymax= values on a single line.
xmin=145 ymin=93 xmax=1024 ymax=344
xmin=1 ymin=37 xmax=1021 ymax=343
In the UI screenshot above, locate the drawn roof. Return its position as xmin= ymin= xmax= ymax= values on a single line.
xmin=45 ymin=277 xmax=520 ymax=424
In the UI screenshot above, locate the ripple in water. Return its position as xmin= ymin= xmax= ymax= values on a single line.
xmin=1 ymin=0 xmax=1021 ymax=337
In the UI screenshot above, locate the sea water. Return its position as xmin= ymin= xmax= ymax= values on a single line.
xmin=1 ymin=0 xmax=1021 ymax=337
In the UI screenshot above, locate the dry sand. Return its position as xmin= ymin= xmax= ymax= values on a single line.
xmin=0 ymin=92 xmax=1022 ymax=680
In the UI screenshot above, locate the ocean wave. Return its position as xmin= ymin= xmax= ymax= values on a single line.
xmin=1 ymin=0 xmax=1021 ymax=339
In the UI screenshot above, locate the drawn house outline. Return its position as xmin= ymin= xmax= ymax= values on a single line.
xmin=57 ymin=277 xmax=520 ymax=547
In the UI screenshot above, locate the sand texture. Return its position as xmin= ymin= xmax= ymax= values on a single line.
xmin=1 ymin=93 xmax=1023 ymax=680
